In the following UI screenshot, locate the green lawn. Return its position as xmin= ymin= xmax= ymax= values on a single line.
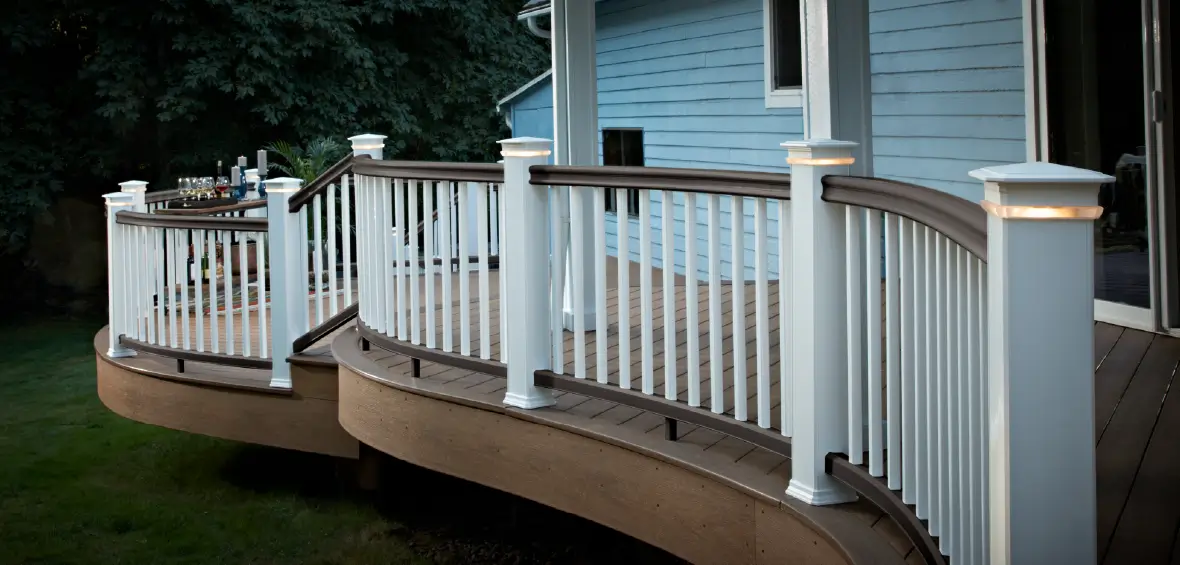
xmin=0 ymin=320 xmax=682 ymax=565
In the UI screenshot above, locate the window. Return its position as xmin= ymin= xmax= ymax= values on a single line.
xmin=603 ymin=128 xmax=643 ymax=217
xmin=764 ymin=0 xmax=804 ymax=108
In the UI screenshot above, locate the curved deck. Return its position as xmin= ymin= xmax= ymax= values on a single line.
xmin=94 ymin=327 xmax=358 ymax=458
xmin=333 ymin=327 xmax=914 ymax=565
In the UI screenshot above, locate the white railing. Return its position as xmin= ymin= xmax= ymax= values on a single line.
xmin=107 ymin=133 xmax=1112 ymax=564
xmin=535 ymin=165 xmax=794 ymax=433
xmin=104 ymin=193 xmax=273 ymax=368
xmin=830 ymin=174 xmax=989 ymax=565
xmin=294 ymin=172 xmax=358 ymax=330
xmin=350 ymin=152 xmax=505 ymax=362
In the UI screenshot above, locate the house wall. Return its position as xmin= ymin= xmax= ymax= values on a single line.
xmin=508 ymin=82 xmax=556 ymax=145
xmin=502 ymin=0 xmax=1027 ymax=279
xmin=597 ymin=0 xmax=798 ymax=280
xmin=868 ymin=0 xmax=1026 ymax=201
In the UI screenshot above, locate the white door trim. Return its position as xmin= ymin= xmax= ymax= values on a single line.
xmin=1024 ymin=0 xmax=1165 ymax=332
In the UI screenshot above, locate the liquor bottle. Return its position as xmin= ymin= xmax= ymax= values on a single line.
xmin=201 ymin=254 xmax=209 ymax=281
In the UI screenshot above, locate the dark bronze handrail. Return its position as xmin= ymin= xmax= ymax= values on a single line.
xmin=154 ymin=200 xmax=267 ymax=216
xmin=145 ymin=189 xmax=184 ymax=204
xmin=352 ymin=160 xmax=504 ymax=184
xmin=288 ymin=153 xmax=364 ymax=213
xmin=292 ymin=304 xmax=359 ymax=354
xmin=821 ymin=175 xmax=988 ymax=262
xmin=115 ymin=210 xmax=268 ymax=232
xmin=529 ymin=165 xmax=791 ymax=200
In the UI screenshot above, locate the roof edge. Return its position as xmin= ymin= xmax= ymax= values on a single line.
xmin=496 ymin=69 xmax=554 ymax=112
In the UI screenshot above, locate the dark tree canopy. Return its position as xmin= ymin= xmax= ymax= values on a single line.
xmin=0 ymin=0 xmax=547 ymax=252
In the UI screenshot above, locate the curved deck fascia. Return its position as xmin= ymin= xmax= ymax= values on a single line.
xmin=333 ymin=329 xmax=906 ymax=565
xmin=94 ymin=327 xmax=358 ymax=459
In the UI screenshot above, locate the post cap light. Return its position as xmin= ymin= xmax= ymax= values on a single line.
xmin=118 ymin=180 xmax=148 ymax=192
xmin=348 ymin=133 xmax=387 ymax=151
xmin=980 ymin=201 xmax=1104 ymax=221
xmin=969 ymin=162 xmax=1115 ymax=185
xmin=244 ymin=168 xmax=260 ymax=182
xmin=498 ymin=136 xmax=553 ymax=158
xmin=264 ymin=177 xmax=304 ymax=193
xmin=786 ymin=156 xmax=856 ymax=166
xmin=781 ymin=139 xmax=858 ymax=167
xmin=103 ymin=191 xmax=135 ymax=206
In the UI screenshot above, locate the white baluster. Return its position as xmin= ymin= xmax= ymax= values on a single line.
xmin=685 ymin=192 xmax=700 ymax=407
xmin=662 ymin=191 xmax=677 ymax=399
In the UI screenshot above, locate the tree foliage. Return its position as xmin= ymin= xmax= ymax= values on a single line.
xmin=0 ymin=0 xmax=546 ymax=252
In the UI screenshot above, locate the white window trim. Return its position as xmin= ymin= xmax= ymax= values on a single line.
xmin=763 ymin=0 xmax=805 ymax=109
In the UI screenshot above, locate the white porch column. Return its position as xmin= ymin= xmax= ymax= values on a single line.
xmin=552 ymin=0 xmax=599 ymax=330
xmin=783 ymin=139 xmax=858 ymax=506
xmin=499 ymin=137 xmax=557 ymax=410
xmin=801 ymin=0 xmax=873 ymax=175
xmin=264 ymin=177 xmax=304 ymax=389
xmin=105 ymin=191 xmax=137 ymax=358
xmin=971 ymin=163 xmax=1109 ymax=565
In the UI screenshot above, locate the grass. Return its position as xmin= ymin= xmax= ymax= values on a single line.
xmin=0 ymin=319 xmax=683 ymax=565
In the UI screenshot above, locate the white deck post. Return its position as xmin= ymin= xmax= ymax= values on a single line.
xmin=500 ymin=137 xmax=556 ymax=410
xmin=971 ymin=163 xmax=1109 ymax=565
xmin=264 ymin=177 xmax=304 ymax=389
xmin=105 ymin=191 xmax=136 ymax=358
xmin=349 ymin=133 xmax=386 ymax=330
xmin=349 ymin=134 xmax=386 ymax=161
xmin=119 ymin=180 xmax=148 ymax=212
xmin=783 ymin=139 xmax=858 ymax=506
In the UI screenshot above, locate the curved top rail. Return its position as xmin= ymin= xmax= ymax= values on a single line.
xmin=351 ymin=160 xmax=504 ymax=184
xmin=145 ymin=189 xmax=183 ymax=204
xmin=154 ymin=200 xmax=266 ymax=216
xmin=529 ymin=165 xmax=791 ymax=200
xmin=821 ymin=175 xmax=987 ymax=262
xmin=115 ymin=210 xmax=267 ymax=232
xmin=288 ymin=153 xmax=364 ymax=213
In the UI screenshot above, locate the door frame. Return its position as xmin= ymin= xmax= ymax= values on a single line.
xmin=1024 ymin=0 xmax=1170 ymax=333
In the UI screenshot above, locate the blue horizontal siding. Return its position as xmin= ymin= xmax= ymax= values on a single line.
xmin=500 ymin=0 xmax=1028 ymax=280
xmin=868 ymin=0 xmax=1026 ymax=198
xmin=595 ymin=0 xmax=801 ymax=279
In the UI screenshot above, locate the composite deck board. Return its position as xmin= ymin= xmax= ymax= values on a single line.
xmin=356 ymin=344 xmax=915 ymax=561
xmin=1097 ymin=326 xmax=1180 ymax=564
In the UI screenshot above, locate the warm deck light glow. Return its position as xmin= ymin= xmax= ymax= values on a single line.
xmin=500 ymin=149 xmax=552 ymax=158
xmin=351 ymin=144 xmax=384 ymax=150
xmin=980 ymin=200 xmax=1103 ymax=220
xmin=785 ymin=156 xmax=856 ymax=166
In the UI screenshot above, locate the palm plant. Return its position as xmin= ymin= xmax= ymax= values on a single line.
xmin=264 ymin=137 xmax=347 ymax=186
xmin=265 ymin=137 xmax=352 ymax=289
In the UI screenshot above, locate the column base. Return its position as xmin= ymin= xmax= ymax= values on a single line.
xmin=269 ymin=368 xmax=292 ymax=390
xmin=503 ymin=390 xmax=556 ymax=410
xmin=786 ymin=478 xmax=857 ymax=506
xmin=562 ymin=309 xmax=597 ymax=332
xmin=107 ymin=347 xmax=137 ymax=359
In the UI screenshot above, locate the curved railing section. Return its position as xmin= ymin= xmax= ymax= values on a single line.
xmin=108 ymin=210 xmax=273 ymax=370
xmin=282 ymin=154 xmax=363 ymax=349
xmin=350 ymin=160 xmax=506 ymax=368
xmin=820 ymin=174 xmax=989 ymax=565
xmin=528 ymin=164 xmax=794 ymax=454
